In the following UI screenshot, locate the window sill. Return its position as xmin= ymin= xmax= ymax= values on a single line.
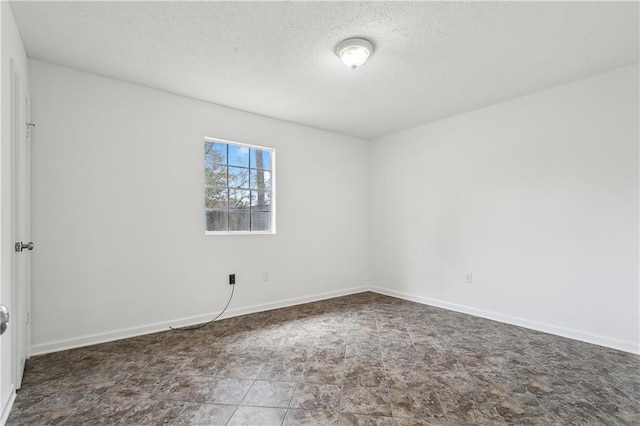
xmin=205 ymin=231 xmax=275 ymax=236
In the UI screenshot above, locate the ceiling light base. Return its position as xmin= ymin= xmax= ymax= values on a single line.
xmin=336 ymin=38 xmax=373 ymax=70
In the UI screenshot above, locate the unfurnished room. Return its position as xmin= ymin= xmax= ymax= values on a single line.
xmin=0 ymin=1 xmax=638 ymax=425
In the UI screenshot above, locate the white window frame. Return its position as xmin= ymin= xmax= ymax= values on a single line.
xmin=204 ymin=136 xmax=276 ymax=235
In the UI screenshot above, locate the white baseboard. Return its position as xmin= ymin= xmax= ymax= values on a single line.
xmin=30 ymin=286 xmax=369 ymax=356
xmin=30 ymin=284 xmax=639 ymax=356
xmin=370 ymin=286 xmax=640 ymax=355
xmin=1 ymin=385 xmax=16 ymax=426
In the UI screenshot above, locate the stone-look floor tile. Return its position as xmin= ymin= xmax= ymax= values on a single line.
xmin=346 ymin=332 xmax=378 ymax=346
xmin=341 ymin=385 xmax=391 ymax=416
xmin=143 ymin=354 xmax=192 ymax=374
xmin=170 ymin=402 xmax=237 ymax=425
xmin=346 ymin=345 xmax=383 ymax=364
xmin=227 ymin=405 xmax=287 ymax=425
xmin=491 ymin=396 xmax=558 ymax=424
xmin=343 ymin=363 xmax=387 ymax=387
xmin=428 ymin=369 xmax=484 ymax=397
xmin=116 ymin=398 xmax=186 ymax=425
xmin=472 ymin=372 xmax=558 ymax=423
xmin=472 ymin=370 xmax=529 ymax=398
xmin=215 ymin=357 xmax=264 ymax=379
xmin=241 ymin=380 xmax=297 ymax=407
xmin=378 ymin=334 xmax=412 ymax=347
xmin=439 ymin=396 xmax=506 ymax=425
xmin=306 ymin=348 xmax=346 ymax=364
xmin=384 ymin=365 xmax=432 ymax=389
xmin=283 ymin=409 xmax=340 ymax=425
xmin=389 ymin=387 xmax=445 ymax=419
xmin=104 ymin=372 xmax=169 ymax=399
xmin=7 ymin=391 xmax=99 ymax=425
xmin=60 ymin=395 xmax=137 ymax=425
xmin=8 ymin=388 xmax=52 ymax=417
xmin=96 ymin=356 xmax=152 ymax=374
xmin=537 ymin=394 xmax=616 ymax=425
xmin=281 ymin=335 xmax=316 ymax=348
xmin=9 ymin=292 xmax=640 ymax=425
xmin=289 ymin=383 xmax=341 ymax=411
xmin=605 ymin=371 xmax=640 ymax=399
xmin=178 ymin=355 xmax=219 ymax=376
xmin=272 ymin=346 xmax=310 ymax=363
xmin=62 ymin=372 xmax=130 ymax=396
xmin=513 ymin=368 xmax=575 ymax=399
xmin=456 ymin=353 xmax=503 ymax=373
xmin=171 ymin=337 xmax=215 ymax=355
xmin=496 ymin=351 xmax=539 ymax=372
xmin=569 ymin=381 xmax=640 ymax=425
xmin=415 ymin=349 xmax=446 ymax=366
xmin=315 ymin=334 xmax=347 ymax=347
xmin=611 ymin=410 xmax=640 ymax=426
xmin=19 ymin=369 xmax=64 ymax=389
xmin=338 ymin=413 xmax=396 ymax=426
xmin=393 ymin=417 xmax=453 ymax=426
xmin=380 ymin=345 xmax=419 ymax=363
xmin=18 ymin=371 xmax=90 ymax=397
xmin=258 ymin=360 xmax=305 ymax=381
xmin=300 ymin=362 xmax=344 ymax=385
xmin=547 ymin=365 xmax=592 ymax=387
xmin=157 ymin=375 xmax=207 ymax=402
xmin=377 ymin=322 xmax=409 ymax=335
xmin=164 ymin=376 xmax=253 ymax=405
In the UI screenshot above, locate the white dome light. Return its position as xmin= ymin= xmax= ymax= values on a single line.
xmin=336 ymin=38 xmax=374 ymax=70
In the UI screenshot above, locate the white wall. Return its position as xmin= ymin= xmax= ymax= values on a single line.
xmin=29 ymin=60 xmax=369 ymax=354
xmin=1 ymin=2 xmax=29 ymax=422
xmin=370 ymin=64 xmax=639 ymax=354
xmin=27 ymin=58 xmax=640 ymax=356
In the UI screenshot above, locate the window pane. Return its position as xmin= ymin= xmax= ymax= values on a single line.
xmin=228 ymin=144 xmax=249 ymax=167
xmin=250 ymin=149 xmax=271 ymax=170
xmin=250 ymin=170 xmax=271 ymax=190
xmin=251 ymin=212 xmax=271 ymax=232
xmin=205 ymin=142 xmax=227 ymax=166
xmin=206 ymin=210 xmax=228 ymax=232
xmin=229 ymin=189 xmax=251 ymax=210
xmin=205 ymin=188 xmax=228 ymax=209
xmin=251 ymin=190 xmax=271 ymax=211
xmin=204 ymin=139 xmax=274 ymax=234
xmin=228 ymin=166 xmax=249 ymax=189
xmin=205 ymin=164 xmax=227 ymax=187
xmin=229 ymin=211 xmax=250 ymax=231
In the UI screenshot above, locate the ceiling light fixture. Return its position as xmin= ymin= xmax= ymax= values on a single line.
xmin=336 ymin=38 xmax=373 ymax=70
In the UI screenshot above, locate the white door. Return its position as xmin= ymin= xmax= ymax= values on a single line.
xmin=0 ymin=57 xmax=29 ymax=423
xmin=11 ymin=62 xmax=31 ymax=390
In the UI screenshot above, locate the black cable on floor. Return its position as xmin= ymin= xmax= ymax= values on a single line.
xmin=169 ymin=283 xmax=235 ymax=331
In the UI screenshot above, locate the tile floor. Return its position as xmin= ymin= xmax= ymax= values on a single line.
xmin=6 ymin=292 xmax=640 ymax=425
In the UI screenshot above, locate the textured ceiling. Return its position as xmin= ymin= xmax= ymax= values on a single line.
xmin=10 ymin=1 xmax=639 ymax=140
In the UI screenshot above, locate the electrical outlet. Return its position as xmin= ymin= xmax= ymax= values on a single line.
xmin=465 ymin=273 xmax=473 ymax=284
xmin=263 ymin=272 xmax=269 ymax=282
xmin=229 ymin=274 xmax=236 ymax=285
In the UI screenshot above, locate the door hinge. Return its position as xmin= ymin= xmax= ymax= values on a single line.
xmin=26 ymin=122 xmax=35 ymax=137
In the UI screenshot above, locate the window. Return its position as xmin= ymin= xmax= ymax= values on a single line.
xmin=204 ymin=138 xmax=275 ymax=234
